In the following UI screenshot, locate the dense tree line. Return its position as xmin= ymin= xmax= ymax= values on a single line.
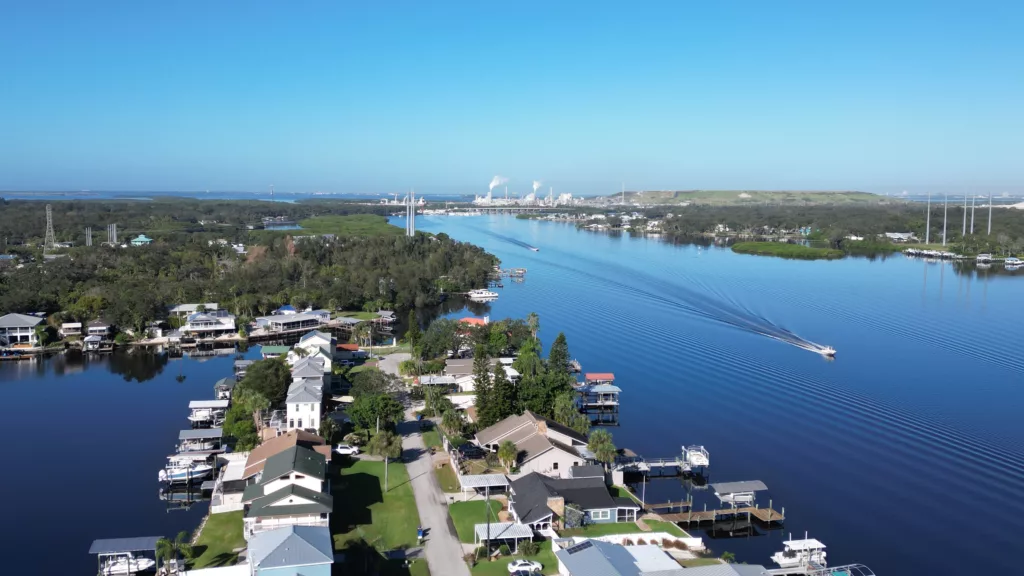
xmin=0 ymin=203 xmax=497 ymax=331
xmin=652 ymin=204 xmax=1024 ymax=253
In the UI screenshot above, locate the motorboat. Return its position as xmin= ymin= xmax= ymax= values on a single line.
xmin=976 ymin=253 xmax=993 ymax=262
xmin=178 ymin=438 xmax=218 ymax=452
xmin=467 ymin=289 xmax=499 ymax=301
xmin=100 ymin=555 xmax=156 ymax=574
xmin=818 ymin=346 xmax=836 ymax=357
xmin=529 ymin=246 xmax=539 ymax=252
xmin=771 ymin=536 xmax=827 ymax=569
xmin=159 ymin=458 xmax=214 ymax=483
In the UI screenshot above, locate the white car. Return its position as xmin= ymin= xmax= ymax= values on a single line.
xmin=507 ymin=559 xmax=542 ymax=574
xmin=334 ymin=444 xmax=360 ymax=456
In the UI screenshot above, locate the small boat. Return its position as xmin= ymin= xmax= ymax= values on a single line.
xmin=818 ymin=346 xmax=836 ymax=357
xmin=976 ymin=253 xmax=993 ymax=263
xmin=771 ymin=536 xmax=827 ymax=569
xmin=467 ymin=289 xmax=499 ymax=301
xmin=159 ymin=459 xmax=214 ymax=484
xmin=100 ymin=555 xmax=156 ymax=575
xmin=529 ymin=246 xmax=539 ymax=252
xmin=1004 ymin=257 xmax=1021 ymax=266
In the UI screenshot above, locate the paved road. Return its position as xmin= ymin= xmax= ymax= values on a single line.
xmin=400 ymin=410 xmax=471 ymax=576
xmin=379 ymin=352 xmax=411 ymax=377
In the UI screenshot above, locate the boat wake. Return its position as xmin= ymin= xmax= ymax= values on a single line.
xmin=470 ymin=227 xmax=540 ymax=252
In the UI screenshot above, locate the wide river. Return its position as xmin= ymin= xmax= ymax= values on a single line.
xmin=3 ymin=214 xmax=1022 ymax=575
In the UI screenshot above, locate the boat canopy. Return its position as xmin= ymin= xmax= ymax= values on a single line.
xmin=89 ymin=536 xmax=161 ymax=555
xmin=189 ymin=400 xmax=230 ymax=409
xmin=711 ymin=480 xmax=767 ymax=495
xmin=179 ymin=428 xmax=223 ymax=440
xmin=784 ymin=538 xmax=826 ymax=551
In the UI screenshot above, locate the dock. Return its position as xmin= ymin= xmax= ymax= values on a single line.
xmin=658 ymin=505 xmax=785 ymax=525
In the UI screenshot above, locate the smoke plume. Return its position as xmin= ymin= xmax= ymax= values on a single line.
xmin=532 ymin=180 xmax=541 ymax=193
xmin=489 ymin=175 xmax=508 ymax=192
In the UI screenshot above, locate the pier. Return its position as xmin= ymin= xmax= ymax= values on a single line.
xmin=658 ymin=504 xmax=785 ymax=525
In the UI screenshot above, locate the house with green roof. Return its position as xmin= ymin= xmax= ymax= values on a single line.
xmin=242 ymin=445 xmax=332 ymax=539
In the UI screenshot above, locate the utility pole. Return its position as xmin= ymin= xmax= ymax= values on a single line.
xmin=942 ymin=195 xmax=948 ymax=246
xmin=988 ymin=194 xmax=993 ymax=235
xmin=925 ymin=192 xmax=931 ymax=244
xmin=970 ymin=194 xmax=976 ymax=234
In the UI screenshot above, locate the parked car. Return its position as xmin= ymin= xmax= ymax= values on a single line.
xmin=334 ymin=444 xmax=360 ymax=456
xmin=507 ymin=559 xmax=542 ymax=574
xmin=458 ymin=444 xmax=486 ymax=459
xmin=339 ymin=360 xmax=355 ymax=367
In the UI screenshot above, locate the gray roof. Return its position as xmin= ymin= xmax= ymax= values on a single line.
xmin=570 ymin=465 xmax=605 ymax=479
xmin=89 ymin=536 xmax=161 ymax=555
xmin=214 ymin=377 xmax=236 ymax=390
xmin=0 ymin=313 xmax=43 ymax=328
xmin=287 ymin=385 xmax=322 ymax=403
xmin=332 ymin=316 xmax=362 ymax=325
xmin=245 ymin=483 xmax=334 ymax=518
xmin=299 ymin=330 xmax=332 ymax=343
xmin=475 ymin=413 xmax=534 ymax=447
xmin=555 ymin=539 xmax=683 ymax=576
xmin=168 ymin=303 xmax=219 ymax=314
xmin=657 ymin=565 xmax=765 ymax=576
xmin=248 ymin=525 xmax=334 ymax=569
xmin=473 ymin=522 xmax=533 ymax=541
xmin=179 ymin=428 xmax=223 ymax=440
xmin=711 ymin=480 xmax=768 ymax=494
xmin=291 ymin=365 xmax=325 ymax=379
xmin=510 ymin=473 xmax=624 ymax=524
xmin=261 ymin=445 xmax=326 ymax=483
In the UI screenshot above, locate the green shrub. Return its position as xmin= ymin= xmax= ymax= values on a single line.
xmin=498 ymin=544 xmax=510 ymax=556
xmin=519 ymin=540 xmax=539 ymax=556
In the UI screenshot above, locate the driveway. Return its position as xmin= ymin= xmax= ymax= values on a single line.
xmin=379 ymin=352 xmax=411 ymax=377
xmin=399 ymin=409 xmax=471 ymax=576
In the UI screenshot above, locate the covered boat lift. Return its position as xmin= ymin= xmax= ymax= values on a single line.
xmin=712 ymin=480 xmax=767 ymax=507
xmin=88 ymin=536 xmax=160 ymax=575
xmin=188 ymin=399 xmax=229 ymax=428
xmin=178 ymin=427 xmax=223 ymax=452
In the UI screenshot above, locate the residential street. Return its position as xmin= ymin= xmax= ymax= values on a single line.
xmin=378 ymin=352 xmax=411 ymax=377
xmin=399 ymin=411 xmax=471 ymax=576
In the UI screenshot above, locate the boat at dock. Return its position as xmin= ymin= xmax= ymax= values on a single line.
xmin=159 ymin=456 xmax=214 ymax=484
xmin=467 ymin=288 xmax=499 ymax=301
xmin=99 ymin=555 xmax=156 ymax=575
xmin=771 ymin=535 xmax=827 ymax=570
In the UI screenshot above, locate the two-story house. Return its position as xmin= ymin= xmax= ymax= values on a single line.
xmin=0 ymin=313 xmax=43 ymax=346
xmin=180 ymin=310 xmax=236 ymax=338
xmin=241 ymin=445 xmax=333 ymax=539
xmin=247 ymin=525 xmax=334 ymax=576
xmin=474 ymin=411 xmax=592 ymax=478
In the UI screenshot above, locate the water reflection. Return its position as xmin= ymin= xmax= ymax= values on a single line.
xmin=109 ymin=349 xmax=169 ymax=383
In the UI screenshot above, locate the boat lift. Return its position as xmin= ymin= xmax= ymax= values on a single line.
xmin=177 ymin=427 xmax=223 ymax=452
xmin=188 ymin=399 xmax=229 ymax=428
xmin=614 ymin=444 xmax=710 ymax=477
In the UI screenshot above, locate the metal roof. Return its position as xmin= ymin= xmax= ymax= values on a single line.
xmin=657 ymin=564 xmax=765 ymax=576
xmin=188 ymin=400 xmax=230 ymax=409
xmin=459 ymin=474 xmax=510 ymax=489
xmin=179 ymin=428 xmax=223 ymax=440
xmin=248 ymin=525 xmax=334 ymax=569
xmin=0 ymin=313 xmax=43 ymax=328
xmin=260 ymin=345 xmax=291 ymax=355
xmin=473 ymin=522 xmax=533 ymax=541
xmin=88 ymin=536 xmax=161 ymax=554
xmin=420 ymin=375 xmax=456 ymax=385
xmin=711 ymin=480 xmax=767 ymax=494
xmin=783 ymin=538 xmax=826 ymax=551
xmin=586 ymin=384 xmax=621 ymax=393
xmin=585 ymin=372 xmax=615 ymax=381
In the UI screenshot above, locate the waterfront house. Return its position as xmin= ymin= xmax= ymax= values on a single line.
xmin=335 ymin=342 xmax=366 ymax=361
xmin=87 ymin=319 xmax=114 ymax=338
xmin=273 ymin=304 xmax=298 ymax=315
xmin=290 ymin=331 xmax=335 ymax=366
xmin=307 ymin=309 xmax=331 ymax=324
xmin=242 ymin=430 xmax=332 ymax=481
xmin=242 ymin=445 xmax=332 ymax=538
xmin=247 ymin=525 xmax=334 ymax=576
xmin=255 ymin=313 xmax=323 ymax=333
xmin=60 ymin=322 xmax=82 ymax=337
xmin=508 ymin=472 xmax=640 ymax=533
xmin=167 ymin=303 xmax=219 ymax=318
xmin=883 ymin=232 xmax=916 ymax=242
xmin=285 ymin=379 xmax=324 ymax=432
xmin=555 ymin=539 xmax=687 ymax=576
xmin=130 ymin=234 xmax=153 ymax=246
xmin=474 ymin=411 xmax=591 ymax=478
xmin=459 ymin=316 xmax=490 ymax=327
xmin=0 ymin=313 xmax=44 ymax=346
xmin=83 ymin=335 xmax=103 ymax=351
xmin=180 ymin=310 xmax=236 ymax=338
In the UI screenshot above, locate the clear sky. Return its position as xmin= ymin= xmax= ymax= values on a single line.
xmin=2 ymin=1 xmax=1022 ymax=195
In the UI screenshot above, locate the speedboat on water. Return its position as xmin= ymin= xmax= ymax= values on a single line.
xmin=467 ymin=289 xmax=499 ymax=301
xmin=818 ymin=346 xmax=836 ymax=357
xmin=529 ymin=246 xmax=539 ymax=252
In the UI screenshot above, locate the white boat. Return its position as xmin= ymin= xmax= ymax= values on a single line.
xmin=467 ymin=289 xmax=499 ymax=301
xmin=976 ymin=253 xmax=993 ymax=262
xmin=818 ymin=346 xmax=836 ymax=357
xmin=100 ymin=555 xmax=157 ymax=574
xmin=771 ymin=536 xmax=827 ymax=570
xmin=529 ymin=246 xmax=539 ymax=252
xmin=159 ymin=459 xmax=214 ymax=483
xmin=178 ymin=439 xmax=218 ymax=452
xmin=1005 ymin=257 xmax=1021 ymax=266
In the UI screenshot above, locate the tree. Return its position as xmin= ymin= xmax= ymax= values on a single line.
xmin=553 ymin=391 xmax=589 ymax=436
xmin=441 ymin=408 xmax=464 ymax=436
xmin=351 ymin=369 xmax=401 ymax=398
xmin=348 ymin=394 xmax=404 ymax=431
xmin=721 ymin=551 xmax=736 ymax=563
xmin=367 ymin=430 xmax=403 ymax=491
xmin=223 ymin=404 xmax=258 ymax=450
xmin=472 ymin=346 xmax=496 ymax=426
xmin=156 ymin=531 xmax=193 ymax=573
xmin=527 ymin=312 xmax=540 ymax=339
xmin=406 ymin=309 xmax=422 ymax=352
xmin=489 ymin=361 xmax=518 ymax=423
xmin=319 ymin=417 xmax=341 ymax=444
xmin=497 ymin=440 xmax=519 ymax=473
xmin=237 ymin=358 xmax=291 ymax=405
xmin=547 ymin=332 xmax=570 ymax=376
xmin=588 ymin=428 xmax=617 ymax=470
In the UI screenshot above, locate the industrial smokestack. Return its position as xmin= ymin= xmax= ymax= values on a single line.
xmin=533 ymin=180 xmax=541 ymax=194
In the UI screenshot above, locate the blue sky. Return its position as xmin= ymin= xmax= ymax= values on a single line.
xmin=2 ymin=1 xmax=1022 ymax=194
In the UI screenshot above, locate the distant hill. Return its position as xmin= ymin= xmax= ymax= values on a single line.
xmin=604 ymin=190 xmax=894 ymax=206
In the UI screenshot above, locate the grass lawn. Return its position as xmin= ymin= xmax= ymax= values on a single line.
xmin=349 ymin=363 xmax=377 ymax=375
xmin=643 ymin=519 xmax=688 ymax=538
xmin=422 ymin=429 xmax=442 ymax=450
xmin=298 ymin=214 xmax=403 ymax=236
xmin=559 ymin=522 xmax=646 ymax=538
xmin=332 ymin=459 xmax=421 ymax=551
xmin=449 ymin=500 xmax=502 ymax=543
xmin=434 ymin=463 xmax=460 ymax=492
xmin=336 ymin=310 xmax=379 ymax=321
xmin=470 ymin=540 xmax=559 ymax=576
xmin=680 ymin=558 xmax=724 ymax=567
xmin=191 ymin=511 xmax=245 ymax=569
xmin=732 ymin=241 xmax=844 ymax=260
xmin=609 ymin=485 xmax=642 ymax=505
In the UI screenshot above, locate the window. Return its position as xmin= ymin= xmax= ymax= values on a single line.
xmin=289 ymin=419 xmax=294 ymax=428
xmin=298 ymin=418 xmax=304 ymax=429
xmin=590 ymin=510 xmax=611 ymax=521
xmin=552 ymin=462 xmax=559 ymax=470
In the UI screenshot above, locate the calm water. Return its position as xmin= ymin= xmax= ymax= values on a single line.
xmin=5 ymin=215 xmax=1023 ymax=574
xmin=412 ymin=215 xmax=1024 ymax=575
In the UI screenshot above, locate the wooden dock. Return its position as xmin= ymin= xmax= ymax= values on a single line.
xmin=659 ymin=505 xmax=784 ymax=525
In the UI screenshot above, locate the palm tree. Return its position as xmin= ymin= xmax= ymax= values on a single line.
xmin=155 ymin=532 xmax=193 ymax=573
xmin=497 ymin=440 xmax=519 ymax=473
xmin=527 ymin=312 xmax=540 ymax=339
xmin=441 ymin=409 xmax=464 ymax=436
xmin=367 ymin=430 xmax=403 ymax=491
xmin=155 ymin=537 xmax=175 ymax=572
xmin=588 ymin=429 xmax=617 ymax=471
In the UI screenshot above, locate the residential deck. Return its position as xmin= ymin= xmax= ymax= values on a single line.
xmin=659 ymin=505 xmax=784 ymax=524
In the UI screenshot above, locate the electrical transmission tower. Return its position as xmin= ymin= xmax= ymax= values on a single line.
xmin=85 ymin=227 xmax=93 ymax=247
xmin=44 ymin=204 xmax=57 ymax=252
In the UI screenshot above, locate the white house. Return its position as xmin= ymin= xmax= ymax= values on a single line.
xmin=59 ymin=322 xmax=82 ymax=337
xmin=242 ymin=446 xmax=332 ymax=539
xmin=285 ymin=380 xmax=324 ymax=432
xmin=289 ymin=331 xmax=335 ymax=369
xmin=255 ymin=313 xmax=323 ymax=333
xmin=168 ymin=303 xmax=219 ymax=318
xmin=181 ymin=310 xmax=236 ymax=337
xmin=474 ymin=411 xmax=591 ymax=478
xmin=0 ymin=313 xmax=43 ymax=346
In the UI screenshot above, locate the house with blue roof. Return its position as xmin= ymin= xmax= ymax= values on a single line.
xmin=247 ymin=525 xmax=333 ymax=576
xmin=130 ymin=234 xmax=153 ymax=246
